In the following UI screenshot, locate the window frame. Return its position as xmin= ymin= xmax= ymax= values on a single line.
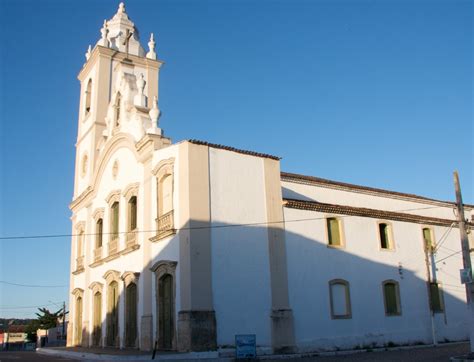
xmin=382 ymin=280 xmax=402 ymax=316
xmin=377 ymin=221 xmax=395 ymax=251
xmin=422 ymin=227 xmax=436 ymax=253
xmin=328 ymin=279 xmax=352 ymax=319
xmin=429 ymin=282 xmax=444 ymax=313
xmin=326 ymin=216 xmax=345 ymax=248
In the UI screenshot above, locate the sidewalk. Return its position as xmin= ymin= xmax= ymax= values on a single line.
xmin=37 ymin=342 xmax=470 ymax=361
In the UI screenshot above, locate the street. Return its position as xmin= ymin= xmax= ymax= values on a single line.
xmin=0 ymin=352 xmax=75 ymax=361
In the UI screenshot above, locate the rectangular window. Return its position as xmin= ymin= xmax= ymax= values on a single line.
xmin=327 ymin=218 xmax=342 ymax=246
xmin=379 ymin=223 xmax=393 ymax=250
xmin=423 ymin=228 xmax=434 ymax=252
xmin=429 ymin=283 xmax=444 ymax=313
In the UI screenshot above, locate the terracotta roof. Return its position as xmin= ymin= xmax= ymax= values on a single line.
xmin=281 ymin=172 xmax=473 ymax=209
xmin=188 ymin=140 xmax=280 ymax=160
xmin=283 ymin=198 xmax=462 ymax=227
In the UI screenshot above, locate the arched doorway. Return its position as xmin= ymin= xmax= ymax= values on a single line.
xmin=158 ymin=274 xmax=173 ymax=350
xmin=125 ymin=283 xmax=138 ymax=348
xmin=106 ymin=281 xmax=119 ymax=346
xmin=93 ymin=291 xmax=102 ymax=346
xmin=151 ymin=260 xmax=177 ymax=351
xmin=74 ymin=296 xmax=83 ymax=346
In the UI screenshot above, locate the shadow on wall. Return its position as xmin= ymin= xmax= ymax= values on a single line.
xmin=69 ymin=220 xmax=469 ymax=353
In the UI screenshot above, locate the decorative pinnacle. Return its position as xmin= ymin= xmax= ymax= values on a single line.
xmin=85 ymin=45 xmax=92 ymax=60
xmin=118 ymin=2 xmax=125 ymax=13
xmin=146 ymin=33 xmax=157 ymax=60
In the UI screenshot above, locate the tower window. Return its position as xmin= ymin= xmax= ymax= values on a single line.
xmin=85 ymin=79 xmax=92 ymax=116
xmin=115 ymin=92 xmax=121 ymax=127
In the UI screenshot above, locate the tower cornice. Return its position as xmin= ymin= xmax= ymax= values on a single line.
xmin=78 ymin=46 xmax=163 ymax=82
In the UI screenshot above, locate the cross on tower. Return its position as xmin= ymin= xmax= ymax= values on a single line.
xmin=122 ymin=29 xmax=134 ymax=59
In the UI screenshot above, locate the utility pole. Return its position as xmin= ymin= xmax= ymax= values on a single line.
xmin=62 ymin=302 xmax=66 ymax=341
xmin=453 ymin=171 xmax=474 ymax=353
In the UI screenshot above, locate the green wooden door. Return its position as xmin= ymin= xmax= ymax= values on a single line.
xmin=159 ymin=274 xmax=173 ymax=349
xmin=125 ymin=283 xmax=137 ymax=347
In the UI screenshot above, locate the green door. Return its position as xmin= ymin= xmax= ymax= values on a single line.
xmin=125 ymin=283 xmax=137 ymax=348
xmin=159 ymin=274 xmax=173 ymax=349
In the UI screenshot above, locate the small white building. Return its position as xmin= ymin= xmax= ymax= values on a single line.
xmin=67 ymin=3 xmax=473 ymax=353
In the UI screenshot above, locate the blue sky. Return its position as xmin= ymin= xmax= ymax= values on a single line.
xmin=0 ymin=0 xmax=472 ymax=318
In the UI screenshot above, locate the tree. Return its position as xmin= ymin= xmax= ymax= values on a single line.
xmin=35 ymin=307 xmax=62 ymax=330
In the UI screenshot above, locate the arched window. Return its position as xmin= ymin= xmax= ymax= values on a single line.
xmin=96 ymin=219 xmax=103 ymax=248
xmin=159 ymin=174 xmax=173 ymax=216
xmin=115 ymin=92 xmax=121 ymax=127
xmin=382 ymin=280 xmax=401 ymax=316
xmin=85 ymin=79 xmax=92 ymax=116
xmin=107 ymin=281 xmax=119 ymax=347
xmin=76 ymin=229 xmax=85 ymax=271
xmin=329 ymin=279 xmax=352 ymax=319
xmin=378 ymin=222 xmax=394 ymax=250
xmin=92 ymin=291 xmax=102 ymax=346
xmin=156 ymin=173 xmax=174 ymax=239
xmin=110 ymin=202 xmax=119 ymax=242
xmin=128 ymin=196 xmax=137 ymax=232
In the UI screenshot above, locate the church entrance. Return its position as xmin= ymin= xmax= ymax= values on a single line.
xmin=106 ymin=281 xmax=119 ymax=347
xmin=158 ymin=274 xmax=173 ymax=350
xmin=74 ymin=296 xmax=83 ymax=346
xmin=125 ymin=283 xmax=138 ymax=348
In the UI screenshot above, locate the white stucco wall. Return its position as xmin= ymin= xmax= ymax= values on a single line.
xmin=284 ymin=199 xmax=469 ymax=351
xmin=209 ymin=148 xmax=272 ymax=347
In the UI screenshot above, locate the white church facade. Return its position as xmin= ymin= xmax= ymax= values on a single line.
xmin=68 ymin=3 xmax=473 ymax=354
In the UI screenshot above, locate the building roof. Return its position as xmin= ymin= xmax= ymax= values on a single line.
xmin=188 ymin=140 xmax=280 ymax=160
xmin=281 ymin=171 xmax=473 ymax=209
xmin=283 ymin=198 xmax=463 ymax=227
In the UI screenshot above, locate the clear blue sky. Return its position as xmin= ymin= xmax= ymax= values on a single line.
xmin=0 ymin=0 xmax=472 ymax=318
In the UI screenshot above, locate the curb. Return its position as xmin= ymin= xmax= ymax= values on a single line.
xmin=37 ymin=341 xmax=469 ymax=361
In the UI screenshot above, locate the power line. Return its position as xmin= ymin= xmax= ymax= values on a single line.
xmin=436 ymin=250 xmax=464 ymax=264
xmin=0 ymin=302 xmax=63 ymax=310
xmin=0 ymin=204 xmax=454 ymax=241
xmin=0 ymin=281 xmax=67 ymax=288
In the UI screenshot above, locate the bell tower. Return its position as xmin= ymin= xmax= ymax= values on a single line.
xmin=73 ymin=2 xmax=164 ymax=198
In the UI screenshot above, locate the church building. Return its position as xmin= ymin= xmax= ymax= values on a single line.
xmin=68 ymin=3 xmax=473 ymax=354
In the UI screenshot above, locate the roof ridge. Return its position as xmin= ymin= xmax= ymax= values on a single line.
xmin=281 ymin=171 xmax=473 ymax=209
xmin=187 ymin=139 xmax=280 ymax=160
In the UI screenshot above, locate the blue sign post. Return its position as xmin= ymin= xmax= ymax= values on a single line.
xmin=235 ymin=334 xmax=256 ymax=359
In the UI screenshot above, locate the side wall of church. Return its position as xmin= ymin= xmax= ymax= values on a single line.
xmin=283 ymin=187 xmax=470 ymax=352
xmin=209 ymin=148 xmax=273 ymax=347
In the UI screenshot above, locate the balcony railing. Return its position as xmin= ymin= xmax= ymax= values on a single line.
xmin=93 ymin=246 xmax=102 ymax=262
xmin=108 ymin=237 xmax=118 ymax=256
xmin=155 ymin=210 xmax=175 ymax=239
xmin=126 ymin=229 xmax=137 ymax=248
xmin=76 ymin=255 xmax=84 ymax=271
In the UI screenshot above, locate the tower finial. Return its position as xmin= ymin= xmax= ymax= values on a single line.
xmin=146 ymin=33 xmax=157 ymax=60
xmin=118 ymin=2 xmax=126 ymax=13
xmin=148 ymin=96 xmax=162 ymax=135
xmin=85 ymin=45 xmax=92 ymax=60
xmin=99 ymin=20 xmax=109 ymax=47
